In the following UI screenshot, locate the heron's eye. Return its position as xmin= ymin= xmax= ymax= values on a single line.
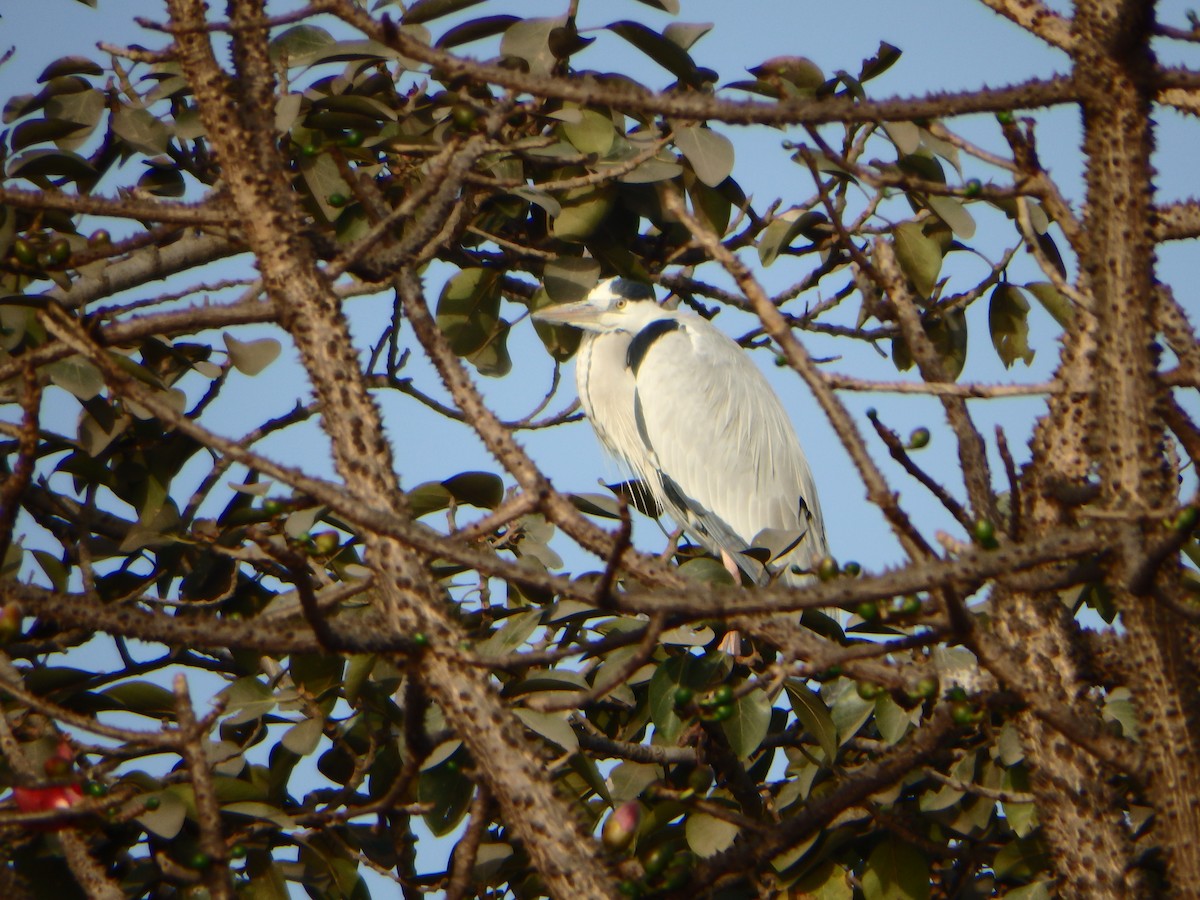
xmin=615 ymin=299 xmax=628 ymax=310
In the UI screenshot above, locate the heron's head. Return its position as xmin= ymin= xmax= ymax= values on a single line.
xmin=533 ymin=277 xmax=665 ymax=334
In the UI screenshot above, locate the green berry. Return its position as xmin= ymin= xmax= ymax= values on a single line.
xmin=341 ymin=129 xmax=364 ymax=147
xmin=450 ymin=102 xmax=478 ymax=131
xmin=816 ymin=556 xmax=839 ymax=581
xmin=642 ymin=844 xmax=673 ymax=877
xmin=412 ymin=632 xmax=429 ymax=648
xmin=12 ymin=238 xmax=37 ymax=265
xmin=83 ymin=781 xmax=107 ymax=797
xmin=996 ymin=110 xmax=1015 ymax=125
xmin=1173 ymin=507 xmax=1198 ymax=532
xmin=327 ymin=192 xmax=348 ymax=208
xmin=856 ymin=601 xmax=880 ymax=622
xmin=908 ymin=427 xmax=931 ymax=449
xmin=843 ymin=561 xmax=862 ymax=577
xmin=973 ymin=518 xmax=998 ymax=548
xmin=229 ymin=843 xmax=247 ymax=859
xmin=950 ymin=701 xmax=975 ymax=726
xmin=301 ymin=143 xmax=320 ymax=157
xmin=963 ymin=179 xmax=983 ymax=198
xmin=712 ymin=684 xmax=734 ymax=705
xmin=915 ymin=676 xmax=938 ymax=699
xmin=47 ymin=238 xmax=71 ymax=265
xmin=617 ymin=881 xmax=641 ymax=897
xmin=189 ymin=851 xmax=212 ymax=870
xmin=713 ymin=703 xmax=735 ymax=722
xmin=898 ymin=595 xmax=922 ymax=616
xmin=143 ymin=796 xmax=161 ymax=810
xmin=310 ymin=531 xmax=339 ymax=555
xmin=262 ymin=499 xmax=284 ymax=515
xmin=856 ymin=681 xmax=883 ymax=700
xmin=673 ymin=687 xmax=694 ymax=708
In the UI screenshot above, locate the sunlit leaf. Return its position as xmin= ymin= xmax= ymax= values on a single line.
xmin=784 ymin=680 xmax=838 ymax=762
xmin=223 ymin=333 xmax=282 ymax=376
xmin=675 ymin=125 xmax=734 ymax=187
xmin=989 ymin=283 xmax=1035 ymax=368
xmin=686 ymin=807 xmax=740 ymax=857
xmin=720 ymin=686 xmax=771 ymax=758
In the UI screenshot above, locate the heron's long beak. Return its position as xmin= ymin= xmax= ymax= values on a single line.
xmin=531 ymin=299 xmax=602 ymax=328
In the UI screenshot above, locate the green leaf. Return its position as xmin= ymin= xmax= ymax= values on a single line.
xmin=784 ymin=679 xmax=838 ymax=762
xmin=46 ymin=354 xmax=103 ymax=400
xmin=467 ymin=318 xmax=513 ymax=377
xmin=514 ymin=709 xmax=578 ymax=752
xmin=720 ymin=685 xmax=772 ymax=758
xmin=544 ymin=257 xmax=601 ymax=302
xmin=552 ymin=184 xmax=614 ymax=241
xmin=648 ymin=654 xmax=728 ymax=742
xmin=608 ymin=762 xmax=660 ymax=803
xmin=281 ymin=717 xmax=324 ymax=756
xmin=408 ymin=481 xmax=453 ymax=518
xmin=137 ymin=787 xmax=189 ymax=839
xmin=607 ymin=21 xmax=713 ymax=87
xmin=874 ymin=694 xmax=912 ymax=745
xmin=884 ymin=122 xmax=921 ymax=156
xmin=39 ymin=56 xmax=103 ymax=81
xmin=664 ymin=22 xmax=713 ymax=50
xmin=675 ymin=125 xmax=734 ymax=188
xmin=861 ymin=838 xmax=930 ymax=900
xmin=792 ymin=862 xmax=853 ymax=899
xmin=403 ymin=0 xmax=488 ymax=24
xmin=137 ymin=164 xmax=186 ymax=197
xmin=111 ymin=106 xmax=171 ymax=155
xmin=859 ymin=41 xmax=902 ymax=83
xmin=989 ymin=283 xmax=1035 ymax=368
xmin=436 ymin=15 xmax=521 ymax=48
xmin=685 ymin=808 xmax=740 ymax=857
xmin=893 ymin=222 xmax=943 ymax=297
xmin=11 ymin=118 xmax=90 ymax=151
xmin=436 ymin=268 xmax=501 ymax=356
xmin=477 ymin=609 xmax=544 ymax=658
xmin=758 ymin=209 xmax=827 ymax=267
xmin=501 ymin=17 xmax=563 ymax=75
xmin=102 ymin=681 xmax=177 ymax=718
xmin=443 ymin=471 xmax=504 ymax=509
xmin=926 ymin=194 xmax=976 ymax=239
xmin=678 ymin=557 xmax=735 ymax=585
xmin=8 ymin=148 xmax=96 ymax=183
xmin=562 ymin=109 xmax=616 ymax=156
xmin=830 ymin=681 xmax=874 ymax=745
xmin=419 ymin=759 xmax=474 ymax=836
xmin=269 ymin=25 xmax=336 ymax=65
xmin=1025 ymin=281 xmax=1073 ymax=328
xmin=223 ymin=333 xmax=282 ymax=376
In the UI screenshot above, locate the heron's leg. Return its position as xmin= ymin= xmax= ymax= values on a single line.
xmin=717 ymin=549 xmax=743 ymax=656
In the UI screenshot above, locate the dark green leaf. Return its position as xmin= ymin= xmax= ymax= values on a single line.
xmin=1024 ymin=281 xmax=1074 ymax=328
xmin=404 ymin=0 xmax=488 ymax=24
xmin=648 ymin=653 xmax=728 ymax=742
xmin=675 ymin=125 xmax=734 ymax=187
xmin=859 ymin=41 xmax=902 ymax=83
xmin=112 ymin=106 xmax=171 ymax=155
xmin=720 ymin=686 xmax=771 ymax=758
xmin=892 ymin=222 xmax=943 ymax=297
xmin=552 ymin=184 xmax=614 ymax=241
xmin=443 ymin=471 xmax=504 ymax=509
xmin=436 ymin=15 xmax=521 ymax=48
xmin=39 ymin=56 xmax=103 ymax=82
xmin=419 ymin=759 xmax=474 ymax=836
xmin=11 ymin=118 xmax=90 ymax=151
xmin=137 ymin=164 xmax=186 ymax=198
xmin=607 ymin=21 xmax=714 ymax=87
xmin=989 ymin=283 xmax=1034 ymax=368
xmin=758 ymin=209 xmax=827 ymax=267
xmin=784 ymin=679 xmax=838 ymax=762
xmin=861 ymin=838 xmax=930 ymax=900
xmin=436 ymin=268 xmax=501 ymax=356
xmin=8 ymin=148 xmax=97 ymax=183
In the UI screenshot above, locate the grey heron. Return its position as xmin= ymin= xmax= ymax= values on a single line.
xmin=535 ymin=277 xmax=828 ymax=621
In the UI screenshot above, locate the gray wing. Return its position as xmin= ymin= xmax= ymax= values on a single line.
xmin=630 ymin=316 xmax=827 ymax=578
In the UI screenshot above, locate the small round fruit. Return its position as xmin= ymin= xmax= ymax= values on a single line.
xmin=856 ymin=681 xmax=882 ymax=701
xmin=816 ymin=556 xmax=839 ymax=581
xmin=950 ymin=701 xmax=975 ymax=726
xmin=642 ymin=844 xmax=673 ymax=877
xmin=1172 ymin=507 xmax=1198 ymax=532
xmin=88 ymin=229 xmax=111 ymax=246
xmin=143 ymin=796 xmax=161 ymax=810
xmin=842 ymin=561 xmax=862 ymax=577
xmin=189 ymin=851 xmax=212 ymax=870
xmin=713 ymin=703 xmax=735 ymax=722
xmin=673 ymin=687 xmax=694 ymax=708
xmin=310 ymin=531 xmax=339 ymax=555
xmin=962 ymin=179 xmax=983 ymax=198
xmin=47 ymin=238 xmax=71 ymax=265
xmin=341 ymin=129 xmax=364 ymax=147
xmin=301 ymin=143 xmax=320 ymax=157
xmin=327 ymin=192 xmax=348 ymax=208
xmin=898 ymin=595 xmax=922 ymax=616
xmin=261 ymin=499 xmax=284 ymax=515
xmin=12 ymin=238 xmax=37 ymax=265
xmin=995 ymin=110 xmax=1015 ymax=125
xmin=915 ymin=676 xmax=938 ymax=699
xmin=411 ymin=632 xmax=429 ymax=648
xmin=712 ymin=684 xmax=734 ymax=705
xmin=973 ymin=518 xmax=998 ymax=548
xmin=450 ymin=102 xmax=478 ymax=130
xmin=908 ymin=427 xmax=931 ymax=449
xmin=84 ymin=781 xmax=107 ymax=798
xmin=856 ymin=601 xmax=880 ymax=622
xmin=602 ymin=801 xmax=642 ymax=852
xmin=229 ymin=843 xmax=248 ymax=860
